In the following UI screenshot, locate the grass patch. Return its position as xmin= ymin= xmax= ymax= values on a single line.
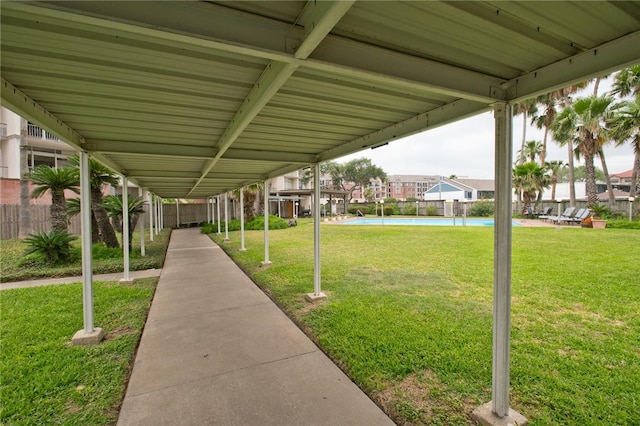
xmin=0 ymin=278 xmax=158 ymax=425
xmin=1 ymin=228 xmax=171 ymax=282
xmin=209 ymin=221 xmax=640 ymax=425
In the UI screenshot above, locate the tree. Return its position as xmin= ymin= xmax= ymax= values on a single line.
xmin=101 ymin=194 xmax=146 ymax=251
xmin=609 ymin=95 xmax=640 ymax=197
xmin=513 ymin=99 xmax=538 ymax=165
xmin=518 ymin=140 xmax=543 ymax=163
xmin=530 ymin=94 xmax=559 ymax=166
xmin=513 ymin=162 xmax=549 ymax=212
xmin=323 ymin=158 xmax=386 ymax=204
xmin=68 ymin=155 xmax=120 ymax=248
xmin=545 ymin=160 xmax=567 ymax=200
xmin=552 ymin=95 xmax=615 ymax=206
xmin=611 ymin=65 xmax=640 ymax=98
xmin=29 ymin=165 xmax=79 ymax=233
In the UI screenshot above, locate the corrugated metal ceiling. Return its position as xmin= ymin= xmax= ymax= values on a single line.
xmin=1 ymin=1 xmax=639 ymax=198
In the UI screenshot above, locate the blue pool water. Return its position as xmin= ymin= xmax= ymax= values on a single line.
xmin=338 ymin=218 xmax=519 ymax=227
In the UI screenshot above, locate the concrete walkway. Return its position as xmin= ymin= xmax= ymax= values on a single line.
xmin=117 ymin=228 xmax=394 ymax=426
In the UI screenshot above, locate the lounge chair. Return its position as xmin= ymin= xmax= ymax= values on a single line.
xmin=550 ymin=207 xmax=577 ymax=224
xmin=538 ymin=207 xmax=555 ymax=221
xmin=568 ymin=208 xmax=591 ymax=225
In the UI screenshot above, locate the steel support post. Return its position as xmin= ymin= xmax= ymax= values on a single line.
xmin=80 ymin=151 xmax=94 ymax=332
xmin=224 ymin=193 xmax=230 ymax=241
xmin=313 ymin=163 xmax=321 ymax=295
xmin=138 ymin=187 xmax=145 ymax=257
xmin=240 ymin=187 xmax=246 ymax=250
xmin=492 ymin=102 xmax=513 ymax=417
xmin=176 ymin=199 xmax=180 ymax=228
xmin=216 ymin=196 xmax=221 ymax=234
xmin=122 ymin=178 xmax=131 ymax=281
xmin=262 ymin=181 xmax=271 ymax=265
xmin=148 ymin=191 xmax=154 ymax=241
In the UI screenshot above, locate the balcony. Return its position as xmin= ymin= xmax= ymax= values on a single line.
xmin=0 ymin=123 xmax=6 ymax=137
xmin=27 ymin=123 xmax=60 ymax=141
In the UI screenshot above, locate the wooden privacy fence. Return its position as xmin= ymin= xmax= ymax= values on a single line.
xmin=1 ymin=204 xmax=81 ymax=239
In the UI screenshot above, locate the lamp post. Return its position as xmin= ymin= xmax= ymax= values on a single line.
xmin=380 ymin=199 xmax=385 ymax=226
xmin=415 ymin=200 xmax=419 ymax=217
xmin=629 ymin=197 xmax=635 ymax=221
xmin=295 ymin=201 xmax=299 ymax=218
xmin=556 ymin=199 xmax=563 ymax=225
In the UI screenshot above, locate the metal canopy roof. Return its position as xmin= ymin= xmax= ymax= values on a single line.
xmin=2 ymin=1 xmax=639 ymax=198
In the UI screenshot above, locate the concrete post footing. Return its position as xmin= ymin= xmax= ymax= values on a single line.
xmin=223 ymin=238 xmax=231 ymax=242
xmin=71 ymin=327 xmax=104 ymax=346
xmin=305 ymin=292 xmax=328 ymax=302
xmin=119 ymin=278 xmax=135 ymax=285
xmin=261 ymin=261 xmax=273 ymax=267
xmin=471 ymin=402 xmax=528 ymax=426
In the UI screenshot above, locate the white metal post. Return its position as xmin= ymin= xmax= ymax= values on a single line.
xmin=216 ymin=195 xmax=221 ymax=234
xmin=262 ymin=181 xmax=271 ymax=265
xmin=492 ymin=102 xmax=513 ymax=417
xmin=80 ymin=151 xmax=94 ymax=332
xmin=176 ymin=199 xmax=180 ymax=228
xmin=159 ymin=198 xmax=164 ymax=230
xmin=224 ymin=193 xmax=230 ymax=241
xmin=122 ymin=178 xmax=131 ymax=281
xmin=138 ymin=187 xmax=145 ymax=257
xmin=155 ymin=196 xmax=160 ymax=234
xmin=207 ymin=196 xmax=211 ymax=223
xmin=148 ymin=191 xmax=154 ymax=241
xmin=240 ymin=187 xmax=246 ymax=250
xmin=313 ymin=164 xmax=321 ymax=295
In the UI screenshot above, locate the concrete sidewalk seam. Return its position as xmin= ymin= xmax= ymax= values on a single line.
xmin=146 ymin=301 xmax=273 ymax=324
xmin=124 ymin=349 xmax=321 ymax=399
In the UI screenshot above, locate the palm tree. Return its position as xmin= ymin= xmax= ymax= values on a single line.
xmin=519 ymin=140 xmax=543 ymax=163
xmin=531 ymin=94 xmax=559 ymax=167
xmin=67 ymin=197 xmax=101 ymax=243
xmin=545 ymin=160 xmax=567 ymax=201
xmin=609 ymin=96 xmax=640 ymax=197
xmin=29 ymin=165 xmax=79 ymax=233
xmin=101 ymin=194 xmax=146 ymax=251
xmin=513 ymin=162 xmax=549 ymax=213
xmin=552 ymin=95 xmax=615 ymax=206
xmin=611 ymin=65 xmax=640 ymax=98
xmin=68 ymin=155 xmax=120 ymax=248
xmin=513 ymin=99 xmax=538 ymax=165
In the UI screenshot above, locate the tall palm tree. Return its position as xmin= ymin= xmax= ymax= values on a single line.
xmin=531 ymin=94 xmax=559 ymax=167
xmin=611 ymin=65 xmax=640 ymax=98
xmin=101 ymin=194 xmax=146 ymax=251
xmin=68 ymin=155 xmax=120 ymax=248
xmin=519 ymin=140 xmax=543 ymax=163
xmin=609 ymin=96 xmax=640 ymax=197
xmin=513 ymin=162 xmax=549 ymax=213
xmin=29 ymin=165 xmax=79 ymax=233
xmin=552 ymin=95 xmax=615 ymax=206
xmin=513 ymin=99 xmax=538 ymax=165
xmin=545 ymin=160 xmax=567 ymax=201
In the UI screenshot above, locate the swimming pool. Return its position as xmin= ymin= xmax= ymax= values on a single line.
xmin=338 ymin=218 xmax=520 ymax=226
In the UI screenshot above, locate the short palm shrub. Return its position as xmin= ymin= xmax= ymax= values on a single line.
xmin=23 ymin=231 xmax=77 ymax=264
xmin=402 ymin=205 xmax=417 ymax=215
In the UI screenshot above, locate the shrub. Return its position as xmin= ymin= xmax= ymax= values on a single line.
xmin=402 ymin=205 xmax=417 ymax=215
xmin=605 ymin=219 xmax=640 ymax=229
xmin=246 ymin=215 xmax=289 ymax=230
xmin=201 ymin=222 xmax=216 ymax=234
xmin=469 ymin=201 xmax=494 ymax=217
xmin=23 ymin=231 xmax=77 ymax=264
xmin=425 ymin=205 xmax=438 ymax=216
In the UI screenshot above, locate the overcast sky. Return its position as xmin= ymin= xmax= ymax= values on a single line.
xmin=338 ymin=78 xmax=635 ymax=179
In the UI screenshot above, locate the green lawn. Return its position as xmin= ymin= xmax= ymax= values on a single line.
xmin=0 ymin=228 xmax=171 ymax=283
xmin=0 ymin=278 xmax=158 ymax=425
xmin=208 ymin=220 xmax=640 ymax=425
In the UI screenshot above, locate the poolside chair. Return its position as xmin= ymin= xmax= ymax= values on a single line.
xmin=568 ymin=208 xmax=591 ymax=225
xmin=538 ymin=207 xmax=555 ymax=221
xmin=550 ymin=207 xmax=576 ymax=224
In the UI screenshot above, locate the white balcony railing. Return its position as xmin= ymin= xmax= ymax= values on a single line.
xmin=27 ymin=123 xmax=60 ymax=141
